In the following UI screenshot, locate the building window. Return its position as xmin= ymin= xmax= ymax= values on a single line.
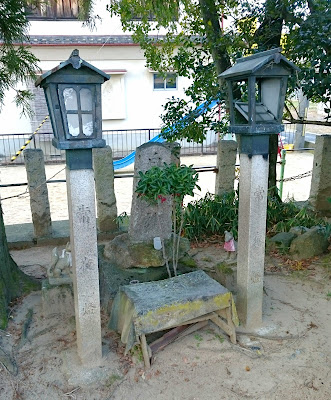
xmin=131 ymin=11 xmax=156 ymax=21
xmin=26 ymin=0 xmax=81 ymax=20
xmin=153 ymin=73 xmax=177 ymax=90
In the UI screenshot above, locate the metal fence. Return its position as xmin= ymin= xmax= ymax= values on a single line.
xmin=0 ymin=129 xmax=219 ymax=165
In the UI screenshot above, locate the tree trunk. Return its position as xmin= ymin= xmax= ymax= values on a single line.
xmin=254 ymin=0 xmax=287 ymax=194
xmin=198 ymin=0 xmax=231 ymax=78
xmin=0 ymin=203 xmax=39 ymax=329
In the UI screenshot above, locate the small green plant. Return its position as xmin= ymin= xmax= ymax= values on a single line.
xmin=194 ymin=333 xmax=203 ymax=347
xmin=215 ymin=263 xmax=234 ymax=275
xmin=130 ymin=344 xmax=143 ymax=362
xmin=214 ymin=333 xmax=225 ymax=343
xmin=136 ymin=163 xmax=200 ymax=277
xmin=326 ymin=292 xmax=331 ymax=299
xmin=106 ymin=374 xmax=122 ymax=387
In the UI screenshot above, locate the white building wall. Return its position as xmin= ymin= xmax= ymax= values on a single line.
xmin=0 ymin=1 xmax=190 ymax=135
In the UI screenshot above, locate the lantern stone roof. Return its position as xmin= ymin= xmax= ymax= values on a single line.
xmin=219 ymin=48 xmax=299 ymax=79
xmin=35 ymin=49 xmax=110 ymax=87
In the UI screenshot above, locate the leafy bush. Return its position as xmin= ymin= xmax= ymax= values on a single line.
xmin=182 ymin=192 xmax=239 ymax=241
xmin=136 ymin=163 xmax=200 ymax=276
xmin=182 ymin=191 xmax=330 ymax=242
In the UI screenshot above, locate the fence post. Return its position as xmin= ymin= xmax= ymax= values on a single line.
xmin=215 ymin=140 xmax=238 ymax=196
xmin=93 ymin=146 xmax=118 ymax=233
xmin=24 ymin=149 xmax=52 ymax=238
xmin=278 ymin=149 xmax=286 ymax=200
xmin=309 ymin=135 xmax=331 ymax=216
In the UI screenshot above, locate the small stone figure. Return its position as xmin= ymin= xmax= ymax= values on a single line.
xmin=47 ymin=242 xmax=72 ymax=283
xmin=224 ymin=231 xmax=237 ymax=263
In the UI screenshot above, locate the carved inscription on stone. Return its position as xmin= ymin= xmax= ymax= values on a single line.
xmin=250 ymin=272 xmax=262 ymax=284
xmin=253 ymin=186 xmax=265 ymax=202
xmin=253 ymin=233 xmax=264 ymax=248
xmin=76 ymin=205 xmax=92 ymax=225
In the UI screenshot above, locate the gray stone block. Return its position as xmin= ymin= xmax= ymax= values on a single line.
xmin=289 ymin=226 xmax=329 ymax=260
xmin=271 ymin=232 xmax=297 ymax=248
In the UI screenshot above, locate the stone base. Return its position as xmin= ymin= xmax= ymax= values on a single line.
xmin=48 ymin=276 xmax=72 ymax=285
xmin=42 ymin=279 xmax=74 ymax=318
xmin=103 ymin=233 xmax=191 ymax=269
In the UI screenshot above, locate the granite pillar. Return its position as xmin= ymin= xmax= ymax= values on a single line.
xmin=93 ymin=146 xmax=118 ymax=232
xmin=215 ymin=140 xmax=238 ymax=196
xmin=24 ymin=149 xmax=52 ymax=238
xmin=236 ymin=154 xmax=269 ymax=328
xmin=309 ymin=135 xmax=331 ymax=216
xmin=66 ymin=166 xmax=102 ymax=366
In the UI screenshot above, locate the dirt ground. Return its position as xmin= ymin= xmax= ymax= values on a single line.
xmin=1 ymin=243 xmax=330 ymax=400
xmin=1 ymin=151 xmax=329 ymax=399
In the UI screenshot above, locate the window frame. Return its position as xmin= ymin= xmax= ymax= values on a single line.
xmin=58 ymin=84 xmax=97 ymax=140
xmin=25 ymin=0 xmax=80 ymax=21
xmin=153 ymin=73 xmax=178 ymax=91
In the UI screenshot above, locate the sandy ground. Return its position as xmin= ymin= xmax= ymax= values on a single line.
xmin=0 ymin=244 xmax=330 ymax=399
xmin=0 ymin=151 xmax=314 ymax=226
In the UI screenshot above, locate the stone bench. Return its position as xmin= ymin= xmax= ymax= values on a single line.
xmin=109 ymin=270 xmax=239 ymax=368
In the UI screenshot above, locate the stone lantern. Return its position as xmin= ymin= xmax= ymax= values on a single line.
xmin=36 ymin=50 xmax=109 ymax=366
xmin=36 ymin=49 xmax=109 ymax=151
xmin=219 ymin=48 xmax=298 ymax=156
xmin=219 ymin=49 xmax=298 ymax=328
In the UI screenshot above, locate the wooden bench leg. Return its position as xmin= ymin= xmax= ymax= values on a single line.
xmin=213 ymin=305 xmax=236 ymax=344
xmin=140 ymin=334 xmax=151 ymax=369
xmin=225 ymin=306 xmax=236 ymax=344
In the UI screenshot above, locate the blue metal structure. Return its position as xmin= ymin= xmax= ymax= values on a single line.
xmin=113 ymin=98 xmax=219 ymax=170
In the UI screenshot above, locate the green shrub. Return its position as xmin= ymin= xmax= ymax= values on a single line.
xmin=182 ymin=191 xmax=330 ymax=242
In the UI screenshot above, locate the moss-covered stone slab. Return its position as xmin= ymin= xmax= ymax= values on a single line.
xmin=109 ymin=270 xmax=238 ymax=352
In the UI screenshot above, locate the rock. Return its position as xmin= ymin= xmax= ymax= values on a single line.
xmin=104 ymin=233 xmax=164 ymax=269
xmin=103 ymin=233 xmax=192 ymax=270
xmin=289 ymin=226 xmax=329 ymax=260
xmin=289 ymin=226 xmax=309 ymax=236
xmin=270 ymin=232 xmax=297 ymax=248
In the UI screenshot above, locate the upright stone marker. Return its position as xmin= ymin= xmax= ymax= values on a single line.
xmin=129 ymin=142 xmax=175 ymax=243
xmin=215 ymin=140 xmax=238 ymax=196
xmin=24 ymin=149 xmax=52 ymax=238
xmin=236 ymin=154 xmax=269 ymax=327
xmin=66 ymin=161 xmax=102 ymax=365
xmin=93 ymin=146 xmax=118 ymax=232
xmin=35 ymin=50 xmax=110 ymax=365
xmin=309 ymin=135 xmax=331 ymax=216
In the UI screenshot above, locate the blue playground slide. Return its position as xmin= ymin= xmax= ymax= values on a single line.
xmin=113 ymin=98 xmax=219 ymax=171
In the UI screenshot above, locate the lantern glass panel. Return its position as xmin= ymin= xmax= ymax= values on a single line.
xmin=82 ymin=114 xmax=93 ymax=136
xmin=80 ymin=88 xmax=93 ymax=111
xmin=67 ymin=114 xmax=80 ymax=136
xmin=63 ymin=88 xmax=78 ymax=110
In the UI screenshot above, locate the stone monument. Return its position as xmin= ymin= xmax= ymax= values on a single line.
xmin=129 ymin=142 xmax=177 ymax=242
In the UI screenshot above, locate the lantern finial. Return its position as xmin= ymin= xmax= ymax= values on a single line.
xmin=69 ymin=49 xmax=82 ymax=69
